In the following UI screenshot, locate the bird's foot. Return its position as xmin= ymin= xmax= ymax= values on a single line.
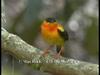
xmin=41 ymin=49 xmax=50 ymax=56
xmin=54 ymin=46 xmax=64 ymax=59
xmin=41 ymin=45 xmax=53 ymax=56
xmin=53 ymin=53 xmax=61 ymax=59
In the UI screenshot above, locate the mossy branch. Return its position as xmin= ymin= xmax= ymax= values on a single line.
xmin=1 ymin=27 xmax=98 ymax=75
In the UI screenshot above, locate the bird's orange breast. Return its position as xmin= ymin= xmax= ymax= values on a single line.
xmin=41 ymin=23 xmax=64 ymax=45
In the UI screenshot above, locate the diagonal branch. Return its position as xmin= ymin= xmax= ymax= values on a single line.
xmin=1 ymin=27 xmax=99 ymax=75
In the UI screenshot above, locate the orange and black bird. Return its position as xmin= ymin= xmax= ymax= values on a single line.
xmin=41 ymin=17 xmax=68 ymax=57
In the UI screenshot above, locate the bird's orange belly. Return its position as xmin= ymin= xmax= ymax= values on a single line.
xmin=41 ymin=30 xmax=64 ymax=46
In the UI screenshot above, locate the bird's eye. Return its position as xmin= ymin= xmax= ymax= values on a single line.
xmin=46 ymin=18 xmax=56 ymax=23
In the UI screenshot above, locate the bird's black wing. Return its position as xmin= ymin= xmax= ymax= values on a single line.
xmin=56 ymin=29 xmax=69 ymax=56
xmin=57 ymin=29 xmax=69 ymax=41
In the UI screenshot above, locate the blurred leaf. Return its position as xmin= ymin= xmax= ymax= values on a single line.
xmin=63 ymin=0 xmax=86 ymax=21
xmin=84 ymin=17 xmax=98 ymax=57
xmin=2 ymin=66 xmax=22 ymax=75
xmin=19 ymin=20 xmax=42 ymax=44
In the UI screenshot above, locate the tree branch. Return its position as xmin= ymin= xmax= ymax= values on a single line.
xmin=2 ymin=27 xmax=99 ymax=75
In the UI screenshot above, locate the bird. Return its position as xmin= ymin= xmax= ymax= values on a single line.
xmin=40 ymin=17 xmax=68 ymax=58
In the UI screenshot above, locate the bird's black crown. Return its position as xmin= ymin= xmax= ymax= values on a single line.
xmin=45 ymin=17 xmax=56 ymax=23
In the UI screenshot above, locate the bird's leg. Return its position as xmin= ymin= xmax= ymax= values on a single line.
xmin=42 ymin=45 xmax=53 ymax=56
xmin=54 ymin=46 xmax=64 ymax=59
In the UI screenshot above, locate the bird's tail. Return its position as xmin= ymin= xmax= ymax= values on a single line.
xmin=56 ymin=46 xmax=64 ymax=56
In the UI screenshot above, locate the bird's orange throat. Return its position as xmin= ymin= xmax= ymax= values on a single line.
xmin=41 ymin=22 xmax=57 ymax=32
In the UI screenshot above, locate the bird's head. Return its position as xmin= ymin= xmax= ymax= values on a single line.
xmin=41 ymin=17 xmax=64 ymax=32
xmin=41 ymin=17 xmax=58 ymax=31
xmin=43 ymin=17 xmax=57 ymax=27
xmin=45 ymin=17 xmax=56 ymax=23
